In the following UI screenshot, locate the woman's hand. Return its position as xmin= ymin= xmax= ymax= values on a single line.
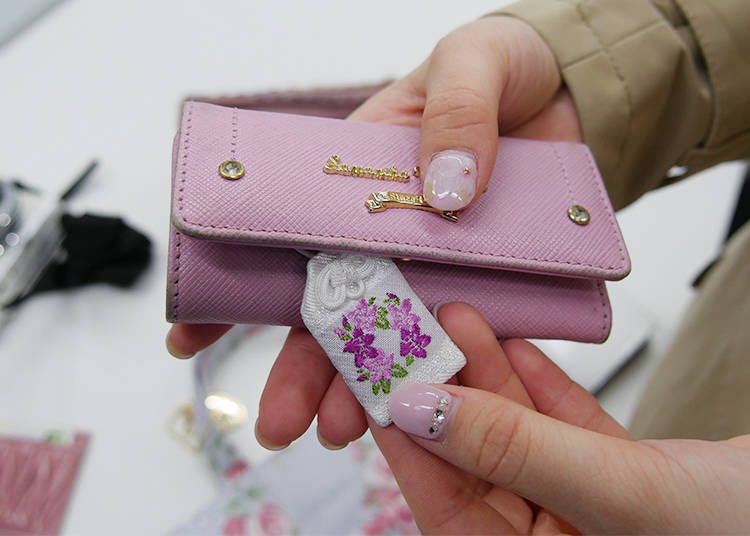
xmin=375 ymin=303 xmax=750 ymax=534
xmin=349 ymin=16 xmax=580 ymax=210
xmin=166 ymin=15 xmax=582 ymax=450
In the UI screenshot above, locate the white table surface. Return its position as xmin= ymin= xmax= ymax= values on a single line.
xmin=0 ymin=1 xmax=744 ymax=534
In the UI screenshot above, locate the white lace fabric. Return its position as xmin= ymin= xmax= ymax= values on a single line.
xmin=301 ymin=253 xmax=466 ymax=426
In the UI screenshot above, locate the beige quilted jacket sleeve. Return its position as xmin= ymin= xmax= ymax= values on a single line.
xmin=494 ymin=0 xmax=750 ymax=209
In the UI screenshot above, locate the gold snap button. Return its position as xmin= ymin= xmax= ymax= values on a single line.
xmin=568 ymin=204 xmax=591 ymax=225
xmin=218 ymin=160 xmax=245 ymax=180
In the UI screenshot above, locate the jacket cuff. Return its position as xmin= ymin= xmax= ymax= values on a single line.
xmin=491 ymin=0 xmax=711 ymax=209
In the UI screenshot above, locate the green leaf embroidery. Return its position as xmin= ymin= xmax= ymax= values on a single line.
xmin=375 ymin=306 xmax=390 ymax=330
xmin=341 ymin=333 xmax=351 ymax=341
xmin=392 ymin=364 xmax=408 ymax=378
xmin=382 ymin=379 xmax=391 ymax=394
xmin=372 ymin=382 xmax=381 ymax=395
xmin=405 ymin=355 xmax=414 ymax=366
xmin=344 ymin=322 xmax=352 ymax=332
xmin=368 ymin=296 xmax=376 ymax=306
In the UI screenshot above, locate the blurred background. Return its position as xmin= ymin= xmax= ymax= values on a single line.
xmin=0 ymin=1 xmax=744 ymax=534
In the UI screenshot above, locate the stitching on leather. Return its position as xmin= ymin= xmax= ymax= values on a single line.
xmin=596 ymin=279 xmax=609 ymax=340
xmin=231 ymin=107 xmax=238 ymax=158
xmin=551 ymin=142 xmax=574 ymax=204
xmin=176 ymin=221 xmax=621 ymax=271
xmin=173 ymin=102 xmax=194 ymax=319
xmin=172 ymin=230 xmax=182 ymax=319
xmin=581 ymin=145 xmax=628 ymax=269
xmin=176 ymin=104 xmax=627 ymax=273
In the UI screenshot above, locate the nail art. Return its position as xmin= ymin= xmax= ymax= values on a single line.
xmin=423 ymin=150 xmax=477 ymax=211
xmin=428 ymin=396 xmax=451 ymax=437
xmin=389 ymin=383 xmax=455 ymax=440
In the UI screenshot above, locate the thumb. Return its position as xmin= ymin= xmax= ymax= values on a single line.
xmin=388 ymin=383 xmax=667 ymax=534
xmin=418 ymin=17 xmax=561 ymax=211
xmin=419 ymin=25 xmax=503 ymax=211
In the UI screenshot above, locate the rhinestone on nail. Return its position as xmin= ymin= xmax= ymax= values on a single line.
xmin=428 ymin=397 xmax=451 ymax=435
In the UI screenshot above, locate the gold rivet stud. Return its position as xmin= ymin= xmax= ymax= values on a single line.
xmin=463 ymin=167 xmax=471 ymax=175
xmin=412 ymin=166 xmax=421 ymax=178
xmin=218 ymin=160 xmax=245 ymax=180
xmin=568 ymin=204 xmax=591 ymax=225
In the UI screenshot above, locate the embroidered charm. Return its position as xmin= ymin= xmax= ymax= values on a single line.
xmin=335 ymin=294 xmax=429 ymax=396
xmin=301 ymin=253 xmax=466 ymax=426
xmin=314 ymin=255 xmax=378 ymax=310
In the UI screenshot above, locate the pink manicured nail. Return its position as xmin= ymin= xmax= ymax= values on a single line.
xmin=389 ymin=384 xmax=454 ymax=440
xmin=423 ymin=150 xmax=477 ymax=211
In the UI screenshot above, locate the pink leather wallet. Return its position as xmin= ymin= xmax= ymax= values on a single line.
xmin=167 ymin=101 xmax=630 ymax=343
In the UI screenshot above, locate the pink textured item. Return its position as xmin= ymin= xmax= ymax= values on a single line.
xmin=167 ymin=102 xmax=630 ymax=343
xmin=0 ymin=433 xmax=89 ymax=535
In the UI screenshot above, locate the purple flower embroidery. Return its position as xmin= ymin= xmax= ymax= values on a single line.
xmin=400 ymin=323 xmax=431 ymax=359
xmin=387 ymin=298 xmax=420 ymax=331
xmin=343 ymin=327 xmax=377 ymax=367
xmin=335 ymin=293 xmax=432 ymax=395
xmin=362 ymin=348 xmax=394 ymax=383
xmin=348 ymin=298 xmax=378 ymax=332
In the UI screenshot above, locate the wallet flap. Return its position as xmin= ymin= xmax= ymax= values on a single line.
xmin=172 ymin=102 xmax=630 ymax=280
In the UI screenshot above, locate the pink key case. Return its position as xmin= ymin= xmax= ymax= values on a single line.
xmin=167 ymin=101 xmax=630 ymax=343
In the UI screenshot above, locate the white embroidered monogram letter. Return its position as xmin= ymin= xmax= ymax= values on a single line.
xmin=301 ymin=253 xmax=466 ymax=426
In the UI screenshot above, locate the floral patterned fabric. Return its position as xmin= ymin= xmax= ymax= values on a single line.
xmin=336 ymin=294 xmax=429 ymax=396
xmin=301 ymin=253 xmax=466 ymax=426
xmin=170 ymin=432 xmax=419 ymax=536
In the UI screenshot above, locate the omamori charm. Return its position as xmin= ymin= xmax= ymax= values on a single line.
xmin=301 ymin=253 xmax=466 ymax=426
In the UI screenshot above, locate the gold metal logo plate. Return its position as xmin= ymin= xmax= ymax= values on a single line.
xmin=323 ymin=154 xmax=411 ymax=182
xmin=365 ymin=191 xmax=459 ymax=222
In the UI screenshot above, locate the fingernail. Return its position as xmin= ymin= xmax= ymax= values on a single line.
xmin=533 ymin=511 xmax=558 ymax=533
xmin=254 ymin=420 xmax=290 ymax=451
xmin=316 ymin=427 xmax=348 ymax=451
xmin=431 ymin=301 xmax=448 ymax=318
xmin=165 ymin=329 xmax=194 ymax=360
xmin=423 ymin=150 xmax=477 ymax=211
xmin=389 ymin=384 xmax=455 ymax=440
